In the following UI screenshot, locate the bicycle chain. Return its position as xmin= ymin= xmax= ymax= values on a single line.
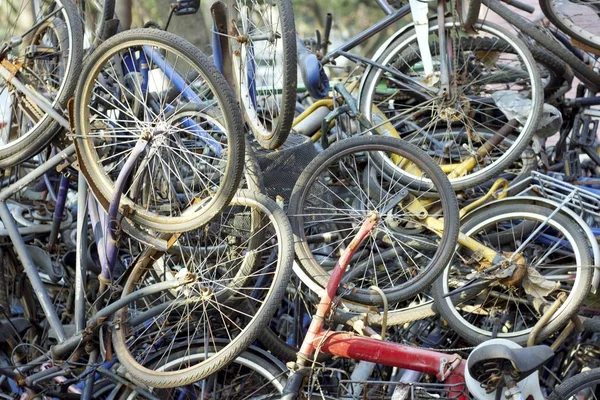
xmin=23 ymin=86 xmax=45 ymax=121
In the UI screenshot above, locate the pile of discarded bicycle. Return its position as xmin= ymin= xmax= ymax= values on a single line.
xmin=0 ymin=0 xmax=599 ymax=398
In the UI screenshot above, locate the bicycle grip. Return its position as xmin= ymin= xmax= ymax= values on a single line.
xmin=172 ymin=0 xmax=200 ymax=15
xmin=297 ymin=36 xmax=330 ymax=99
xmin=499 ymin=0 xmax=535 ymax=14
xmin=322 ymin=13 xmax=333 ymax=55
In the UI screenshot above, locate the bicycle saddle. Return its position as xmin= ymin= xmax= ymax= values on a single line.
xmin=468 ymin=344 xmax=554 ymax=393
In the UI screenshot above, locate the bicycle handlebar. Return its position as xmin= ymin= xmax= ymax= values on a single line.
xmin=322 ymin=13 xmax=333 ymax=56
xmin=172 ymin=0 xmax=200 ymax=16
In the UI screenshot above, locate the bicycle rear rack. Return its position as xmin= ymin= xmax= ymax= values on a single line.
xmin=515 ymin=171 xmax=600 ymax=222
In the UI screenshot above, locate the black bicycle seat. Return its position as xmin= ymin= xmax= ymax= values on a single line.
xmin=468 ymin=344 xmax=554 ymax=392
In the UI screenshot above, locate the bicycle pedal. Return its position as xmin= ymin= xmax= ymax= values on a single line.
xmin=573 ymin=115 xmax=598 ymax=147
xmin=564 ymin=150 xmax=581 ymax=181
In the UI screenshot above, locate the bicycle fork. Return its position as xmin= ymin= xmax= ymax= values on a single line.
xmin=281 ymin=214 xmax=379 ymax=399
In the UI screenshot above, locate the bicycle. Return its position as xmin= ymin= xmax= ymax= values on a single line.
xmin=287 ymin=82 xmax=594 ymax=344
xmin=0 ymin=25 xmax=290 ymax=393
xmin=280 ymin=192 xmax=599 ymax=400
xmin=290 ymin=0 xmax=544 ymax=192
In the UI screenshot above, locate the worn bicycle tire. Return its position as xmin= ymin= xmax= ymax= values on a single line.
xmin=0 ymin=0 xmax=83 ymax=169
xmin=289 ymin=135 xmax=459 ymax=306
xmin=457 ymin=0 xmax=481 ymax=33
xmin=548 ymin=368 xmax=600 ymax=399
xmin=112 ymin=190 xmax=294 ymax=388
xmin=433 ymin=203 xmax=593 ymax=346
xmin=228 ymin=0 xmax=297 ymax=150
xmin=540 ymin=0 xmax=600 ymax=55
xmin=87 ymin=0 xmax=116 ymax=48
xmin=360 ymin=20 xmax=542 ymax=191
xmin=115 ymin=344 xmax=287 ymax=398
xmin=74 ymin=29 xmax=245 ymax=233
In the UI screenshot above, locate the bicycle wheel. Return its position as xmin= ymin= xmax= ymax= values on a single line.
xmin=74 ymin=29 xmax=245 ymax=233
xmin=112 ymin=190 xmax=293 ymax=388
xmin=549 ymin=368 xmax=600 ymax=399
xmin=76 ymin=0 xmax=115 ymax=50
xmin=0 ymin=0 xmax=83 ymax=169
xmin=359 ymin=20 xmax=542 ymax=191
xmin=432 ymin=203 xmax=593 ymax=345
xmin=541 ymin=0 xmax=600 ymax=54
xmin=115 ymin=344 xmax=286 ymax=399
xmin=288 ymin=135 xmax=459 ymax=306
xmin=228 ymin=0 xmax=297 ymax=149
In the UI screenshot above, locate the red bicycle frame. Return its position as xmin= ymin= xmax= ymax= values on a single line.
xmin=282 ymin=213 xmax=468 ymax=399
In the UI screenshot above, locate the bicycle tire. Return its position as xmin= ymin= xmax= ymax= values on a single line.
xmin=359 ymin=20 xmax=542 ymax=191
xmin=527 ymin=43 xmax=572 ymax=101
xmin=115 ymin=344 xmax=286 ymax=399
xmin=433 ymin=203 xmax=593 ymax=346
xmin=112 ymin=190 xmax=294 ymax=388
xmin=228 ymin=0 xmax=297 ymax=150
xmin=74 ymin=29 xmax=245 ymax=233
xmin=548 ymin=368 xmax=600 ymax=399
xmin=540 ymin=0 xmax=600 ymax=55
xmin=0 ymin=0 xmax=83 ymax=169
xmin=483 ymin=0 xmax=600 ymax=93
xmin=289 ymin=135 xmax=459 ymax=306
xmin=244 ymin=143 xmax=265 ymax=193
xmin=390 ymin=34 xmax=569 ymax=101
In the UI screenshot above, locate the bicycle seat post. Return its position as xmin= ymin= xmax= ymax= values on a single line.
xmin=502 ymin=375 xmax=525 ymax=400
